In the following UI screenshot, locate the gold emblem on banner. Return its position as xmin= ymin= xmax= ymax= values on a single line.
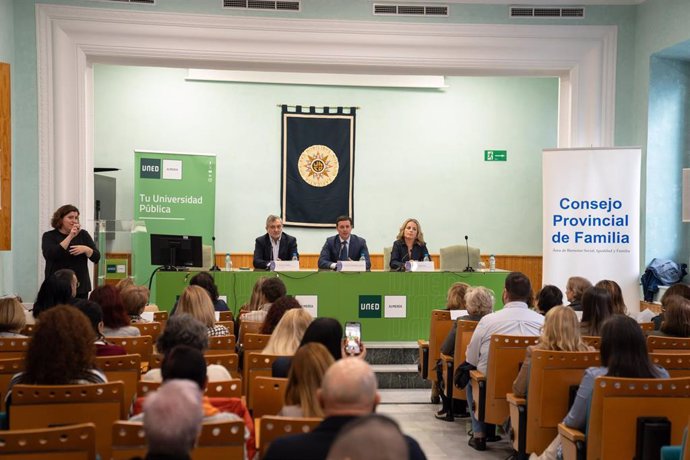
xmin=298 ymin=145 xmax=339 ymax=187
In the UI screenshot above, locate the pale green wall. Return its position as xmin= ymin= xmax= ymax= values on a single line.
xmin=633 ymin=0 xmax=690 ymax=267
xmin=94 ymin=65 xmax=558 ymax=256
xmin=0 ymin=0 xmax=14 ymax=296
xmin=3 ymin=0 xmax=681 ymax=298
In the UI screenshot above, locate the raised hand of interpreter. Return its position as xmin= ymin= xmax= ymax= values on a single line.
xmin=69 ymin=245 xmax=93 ymax=257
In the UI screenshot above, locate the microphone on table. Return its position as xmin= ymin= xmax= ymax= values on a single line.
xmin=463 ymin=235 xmax=475 ymax=272
xmin=209 ymin=236 xmax=220 ymax=271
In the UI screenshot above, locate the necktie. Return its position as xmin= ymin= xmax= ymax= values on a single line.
xmin=339 ymin=241 xmax=348 ymax=261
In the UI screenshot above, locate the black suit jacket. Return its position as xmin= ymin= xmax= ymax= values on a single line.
xmin=262 ymin=416 xmax=427 ymax=460
xmin=317 ymin=234 xmax=371 ymax=270
xmin=253 ymin=233 xmax=298 ymax=269
xmin=389 ymin=239 xmax=429 ymax=271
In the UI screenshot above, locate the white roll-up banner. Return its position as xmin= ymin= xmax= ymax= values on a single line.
xmin=542 ymin=148 xmax=641 ymax=313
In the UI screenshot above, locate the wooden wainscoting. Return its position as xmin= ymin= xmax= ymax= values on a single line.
xmin=0 ymin=63 xmax=11 ymax=250
xmin=213 ymin=253 xmax=543 ymax=289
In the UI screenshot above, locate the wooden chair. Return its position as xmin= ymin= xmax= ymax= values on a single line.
xmin=469 ymin=334 xmax=540 ymax=425
xmin=152 ymin=310 xmax=168 ymax=324
xmin=95 ymin=354 xmax=141 ymax=410
xmin=18 ymin=324 xmax=36 ymax=336
xmin=0 ymin=337 xmax=30 ymax=359
xmin=219 ymin=310 xmax=234 ymax=322
xmin=10 ymin=382 xmax=126 ymax=460
xmin=111 ymin=419 xmax=245 ymax=460
xmin=241 ymin=333 xmax=271 ymax=376
xmin=440 ymin=320 xmax=478 ymax=412
xmin=639 ymin=321 xmax=655 ymax=332
xmin=205 ymin=352 xmax=240 ymax=378
xmin=582 ymin=335 xmax=601 ymax=349
xmin=417 ymin=310 xmax=452 ymax=389
xmin=250 ymin=377 xmax=287 ymax=420
xmin=0 ymin=422 xmax=97 ymax=460
xmin=108 ymin=335 xmax=154 ymax=364
xmin=559 ymin=376 xmax=690 ymax=460
xmin=648 ymin=336 xmax=690 ymax=354
xmin=257 ymin=416 xmax=322 ymax=458
xmin=216 ymin=320 xmax=234 ymax=335
xmin=244 ymin=352 xmax=282 ymax=402
xmin=130 ymin=322 xmax=162 ymax=342
xmin=0 ymin=357 xmax=24 ymax=412
xmin=651 ymin=353 xmax=690 ymax=377
xmin=206 ymin=335 xmax=237 ymax=355
xmin=506 ymin=349 xmax=600 ymax=459
xmin=148 ymin=352 xmax=239 ymax=378
xmin=137 ymin=378 xmax=242 ymax=399
xmin=238 ymin=321 xmax=262 ymax=344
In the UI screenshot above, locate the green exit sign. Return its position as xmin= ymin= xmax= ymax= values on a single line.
xmin=484 ymin=150 xmax=507 ymax=161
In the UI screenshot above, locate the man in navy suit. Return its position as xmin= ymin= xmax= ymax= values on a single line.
xmin=318 ymin=215 xmax=371 ymax=270
xmin=253 ymin=215 xmax=299 ymax=270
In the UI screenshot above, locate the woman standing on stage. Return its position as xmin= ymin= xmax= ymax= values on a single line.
xmin=42 ymin=204 xmax=100 ymax=299
xmin=389 ymin=218 xmax=429 ymax=271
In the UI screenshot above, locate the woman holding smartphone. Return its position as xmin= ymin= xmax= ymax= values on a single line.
xmin=42 ymin=204 xmax=100 ymax=299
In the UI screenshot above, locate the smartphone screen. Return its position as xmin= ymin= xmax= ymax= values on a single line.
xmin=345 ymin=321 xmax=362 ymax=355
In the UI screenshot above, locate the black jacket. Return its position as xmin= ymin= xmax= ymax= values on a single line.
xmin=252 ymin=233 xmax=299 ymax=269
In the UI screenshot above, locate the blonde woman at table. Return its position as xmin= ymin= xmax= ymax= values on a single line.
xmin=389 ymin=218 xmax=430 ymax=271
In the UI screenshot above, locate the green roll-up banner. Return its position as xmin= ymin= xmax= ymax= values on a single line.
xmin=132 ymin=150 xmax=216 ymax=296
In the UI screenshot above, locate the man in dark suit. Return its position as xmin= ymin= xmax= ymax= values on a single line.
xmin=317 ymin=215 xmax=371 ymax=270
xmin=263 ymin=358 xmax=427 ymax=460
xmin=253 ymin=215 xmax=299 ymax=270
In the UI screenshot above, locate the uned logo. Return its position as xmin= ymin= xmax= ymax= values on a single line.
xmin=140 ymin=158 xmax=161 ymax=179
xmin=359 ymin=295 xmax=382 ymax=318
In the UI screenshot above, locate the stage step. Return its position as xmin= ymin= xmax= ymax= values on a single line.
xmin=366 ymin=342 xmax=431 ymax=390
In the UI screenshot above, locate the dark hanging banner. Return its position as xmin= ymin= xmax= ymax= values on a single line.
xmin=281 ymin=105 xmax=356 ymax=227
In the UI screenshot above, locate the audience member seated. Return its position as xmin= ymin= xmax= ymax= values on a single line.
xmin=31 ymin=273 xmax=74 ymax=319
xmin=535 ymin=285 xmax=563 ymax=315
xmin=513 ymin=305 xmax=593 ymax=398
xmin=5 ymin=305 xmax=107 ymax=415
xmin=237 ymin=277 xmax=267 ymax=320
xmin=262 ymin=308 xmax=313 ymax=355
xmin=327 ymin=414 xmax=410 ymax=460
xmin=389 ymin=218 xmax=429 ymax=271
xmin=565 ymin=276 xmax=592 ymax=311
xmin=280 ymin=343 xmax=335 ymax=417
xmin=189 ymin=272 xmax=230 ymax=312
xmin=465 ymin=272 xmax=544 ymax=451
xmin=0 ymin=297 xmax=27 ymax=338
xmin=133 ymin=345 xmax=243 ymax=424
xmin=594 ymin=279 xmax=627 ymax=315
xmin=648 ymin=295 xmax=690 ymax=338
xmin=141 ymin=379 xmax=204 ymax=460
xmin=90 ymin=285 xmax=140 ymax=337
xmin=260 ymin=295 xmax=302 ymax=335
xmin=239 ymin=277 xmax=286 ymax=324
xmin=53 ymin=268 xmax=78 ymax=298
xmin=436 ymin=285 xmax=494 ymax=420
xmin=579 ymin=287 xmax=613 ymax=336
xmin=121 ymin=285 xmax=150 ymax=323
xmin=647 ymin=283 xmax=690 ymax=329
xmin=272 ymin=317 xmax=345 ymax=378
xmin=174 ymin=285 xmax=229 ymax=337
xmin=74 ymin=299 xmax=127 ymax=356
xmin=531 ymin=315 xmax=669 ymax=460
xmin=263 ymin=358 xmax=426 ymax=460
xmin=142 ymin=314 xmax=231 ymax=383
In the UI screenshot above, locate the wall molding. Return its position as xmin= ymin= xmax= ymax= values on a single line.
xmin=35 ymin=4 xmax=616 ymax=280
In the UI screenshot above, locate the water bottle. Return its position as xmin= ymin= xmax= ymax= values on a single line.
xmin=292 ymin=253 xmax=298 ymax=261
xmin=225 ymin=253 xmax=232 ymax=271
xmin=423 ymin=253 xmax=430 ymax=262
xmin=489 ymin=254 xmax=496 ymax=272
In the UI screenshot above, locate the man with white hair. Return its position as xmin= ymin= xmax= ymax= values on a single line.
xmin=263 ymin=358 xmax=426 ymax=460
xmin=143 ymin=379 xmax=204 ymax=459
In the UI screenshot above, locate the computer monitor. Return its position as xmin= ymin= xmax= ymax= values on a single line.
xmin=150 ymin=234 xmax=203 ymax=269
